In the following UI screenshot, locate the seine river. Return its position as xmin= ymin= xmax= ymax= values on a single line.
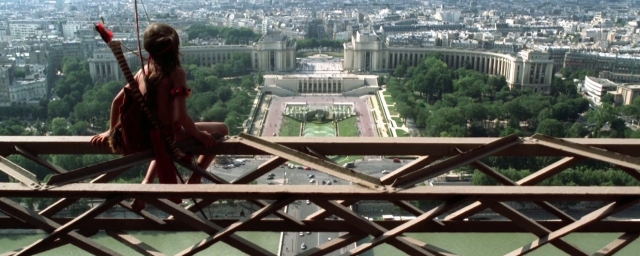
xmin=2 ymin=232 xmax=639 ymax=255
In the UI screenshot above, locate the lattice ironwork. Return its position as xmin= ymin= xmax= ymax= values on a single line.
xmin=0 ymin=133 xmax=638 ymax=255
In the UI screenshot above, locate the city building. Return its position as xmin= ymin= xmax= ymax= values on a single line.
xmin=0 ymin=66 xmax=10 ymax=106
xmin=343 ymin=31 xmax=554 ymax=93
xmin=564 ymin=52 xmax=640 ymax=74
xmin=610 ymin=83 xmax=640 ymax=106
xmin=584 ymin=76 xmax=618 ymax=105
xmin=599 ymin=71 xmax=640 ymax=84
xmin=262 ymin=74 xmax=379 ymax=96
xmin=88 ymin=33 xmax=297 ymax=82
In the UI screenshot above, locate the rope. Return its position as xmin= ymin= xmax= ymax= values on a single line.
xmin=132 ymin=0 xmax=208 ymax=220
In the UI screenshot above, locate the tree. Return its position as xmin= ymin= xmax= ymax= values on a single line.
xmin=536 ymin=119 xmax=566 ymax=137
xmin=257 ymin=72 xmax=264 ymax=85
xmin=50 ymin=117 xmax=70 ymax=135
xmin=202 ymin=103 xmax=229 ymax=122
xmin=567 ymin=123 xmax=589 ymax=138
xmin=224 ymin=111 xmax=243 ymax=135
xmin=601 ymin=93 xmax=615 ymax=105
xmin=217 ymin=87 xmax=233 ymax=102
xmin=47 ymin=100 xmax=71 ymax=119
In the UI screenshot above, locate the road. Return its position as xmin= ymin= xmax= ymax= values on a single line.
xmin=209 ymin=157 xmax=404 ymax=255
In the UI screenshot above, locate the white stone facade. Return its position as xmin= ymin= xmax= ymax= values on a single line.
xmin=88 ymin=33 xmax=296 ymax=82
xmin=343 ymin=31 xmax=554 ymax=93
xmin=263 ymin=74 xmax=379 ymax=96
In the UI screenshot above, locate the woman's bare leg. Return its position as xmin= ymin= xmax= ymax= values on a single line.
xmin=185 ymin=122 xmax=229 ymax=184
xmin=132 ymin=160 xmax=158 ymax=211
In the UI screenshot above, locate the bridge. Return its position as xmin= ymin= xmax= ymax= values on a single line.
xmin=0 ymin=133 xmax=639 ymax=255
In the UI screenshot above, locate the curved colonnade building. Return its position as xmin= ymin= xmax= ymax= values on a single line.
xmin=343 ymin=31 xmax=554 ymax=93
xmin=89 ymin=33 xmax=296 ymax=82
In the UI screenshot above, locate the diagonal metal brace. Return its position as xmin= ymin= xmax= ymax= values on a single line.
xmin=237 ymin=133 xmax=382 ymax=190
xmin=0 ymin=156 xmax=39 ymax=187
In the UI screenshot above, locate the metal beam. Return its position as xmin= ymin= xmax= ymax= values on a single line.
xmin=14 ymin=146 xmax=67 ymax=174
xmin=15 ymin=196 xmax=123 ymax=256
xmin=312 ymin=199 xmax=433 ymax=256
xmin=298 ymin=233 xmax=367 ymax=256
xmin=1 ymin=217 xmax=640 ymax=233
xmin=237 ymin=133 xmax=382 ymax=190
xmin=306 ymin=200 xmax=355 ymax=220
xmin=175 ymin=197 xmax=295 ymax=256
xmin=483 ymin=201 xmax=587 ymax=256
xmin=505 ymin=197 xmax=640 ymax=256
xmin=106 ymin=230 xmax=166 ymax=256
xmin=2 ymin=183 xmax=640 ymax=201
xmin=531 ymin=134 xmax=640 ymax=170
xmin=0 ymin=229 xmax=99 ymax=256
xmin=348 ymin=197 xmax=468 ymax=255
xmin=146 ymin=198 xmax=274 ymax=256
xmin=3 ymin=136 xmax=640 ymax=156
xmin=46 ymin=150 xmax=154 ymax=186
xmin=462 ymin=151 xmax=575 ymax=222
xmin=445 ymin=157 xmax=583 ymax=221
xmin=593 ymin=232 xmax=640 ymax=256
xmin=381 ymin=155 xmax=443 ymax=185
xmin=174 ymin=159 xmax=229 ymax=184
xmin=0 ymin=156 xmax=39 ymax=186
xmin=392 ymin=135 xmax=520 ymax=189
xmin=231 ymin=157 xmax=288 ymax=184
xmin=0 ymin=198 xmax=120 ymax=256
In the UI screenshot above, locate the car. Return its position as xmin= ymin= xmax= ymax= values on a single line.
xmin=306 ymin=200 xmax=310 ymax=205
xmin=382 ymin=170 xmax=390 ymax=174
xmin=333 ymin=179 xmax=337 ymax=183
xmin=268 ymin=173 xmax=276 ymax=177
xmin=304 ymin=166 xmax=311 ymax=170
xmin=321 ymin=180 xmax=326 ymax=185
xmin=306 ymin=231 xmax=311 ymax=234
xmin=308 ymin=174 xmax=314 ymax=178
xmin=328 ymin=237 xmax=332 ymax=241
xmin=301 ymin=243 xmax=307 ymax=250
xmin=309 ymin=179 xmax=315 ymax=183
xmin=299 ymin=232 xmax=304 ymax=237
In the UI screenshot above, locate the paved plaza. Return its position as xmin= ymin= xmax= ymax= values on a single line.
xmin=262 ymin=96 xmax=377 ymax=138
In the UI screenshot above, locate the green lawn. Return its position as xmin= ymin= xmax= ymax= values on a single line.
xmin=388 ymin=108 xmax=399 ymax=116
xmin=335 ymin=155 xmax=364 ymax=165
xmin=382 ymin=91 xmax=391 ymax=96
xmin=278 ymin=116 xmax=302 ymax=136
xmin=392 ymin=117 xmax=403 ymax=126
xmin=337 ymin=117 xmax=359 ymax=137
xmin=395 ymin=129 xmax=410 ymax=137
xmin=384 ymin=96 xmax=395 ymax=105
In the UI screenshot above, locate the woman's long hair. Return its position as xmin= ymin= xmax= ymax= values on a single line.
xmin=142 ymin=23 xmax=181 ymax=114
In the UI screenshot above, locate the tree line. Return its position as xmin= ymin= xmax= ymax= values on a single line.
xmin=387 ymin=54 xmax=640 ymax=186
xmin=186 ymin=24 xmax=261 ymax=44
xmin=0 ymin=53 xmax=258 ymax=211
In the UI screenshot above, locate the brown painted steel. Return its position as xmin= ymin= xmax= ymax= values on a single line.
xmin=1 ymin=218 xmax=640 ymax=232
xmin=3 ymin=136 xmax=640 ymax=156
xmin=483 ymin=201 xmax=587 ymax=256
xmin=505 ymin=197 xmax=640 ymax=256
xmin=445 ymin=156 xmax=583 ymax=221
xmin=392 ymin=135 xmax=521 ymax=188
xmin=3 ymin=183 xmax=640 ymax=201
xmin=594 ymin=232 xmax=640 ymax=256
xmin=106 ymin=230 xmax=166 ymax=256
xmin=380 ymin=155 xmax=444 ymax=185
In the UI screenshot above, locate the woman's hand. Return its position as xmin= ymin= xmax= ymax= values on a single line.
xmin=90 ymin=131 xmax=111 ymax=147
xmin=195 ymin=130 xmax=217 ymax=148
